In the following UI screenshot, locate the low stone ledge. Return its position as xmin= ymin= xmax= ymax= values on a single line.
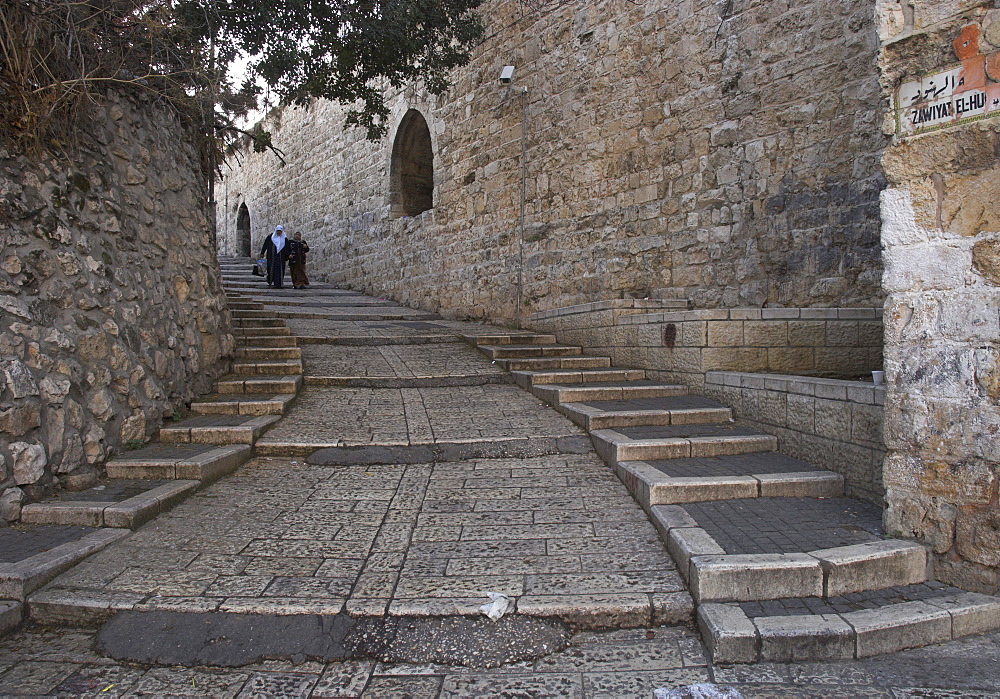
xmin=813 ymin=540 xmax=929 ymax=598
xmin=697 ymin=602 xmax=759 ymax=664
xmin=843 ymin=600 xmax=952 ymax=658
xmin=690 ymin=553 xmax=825 ymax=603
xmin=0 ymin=529 xmax=130 ymax=601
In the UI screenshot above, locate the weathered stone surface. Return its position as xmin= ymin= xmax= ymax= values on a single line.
xmin=0 ymin=91 xmax=234 ymax=516
xmin=217 ymin=0 xmax=886 ymax=320
xmin=0 ymin=486 xmax=24 ymax=521
xmin=10 ymin=442 xmax=47 ymax=485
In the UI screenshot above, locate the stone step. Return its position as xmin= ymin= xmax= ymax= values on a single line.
xmin=158 ymin=414 xmax=280 ymax=445
xmin=478 ymin=344 xmax=582 ymax=360
xmin=232 ymin=317 xmax=285 ymax=328
xmin=463 ymin=333 xmax=558 ymax=346
xmin=699 ymin=589 xmax=1000 ymax=664
xmin=531 ymin=381 xmax=689 ymax=405
xmin=234 ymin=326 xmax=291 ymax=337
xmin=556 ymin=395 xmax=732 ymax=430
xmin=235 ymin=335 xmax=298 ymax=347
xmin=106 ymin=444 xmax=251 ymax=482
xmin=591 ymin=424 xmax=777 ymax=463
xmin=648 ymin=498 xmax=928 ymax=604
xmin=615 ymin=453 xmax=844 ymax=506
xmin=20 ymin=481 xmax=199 ymax=529
xmin=230 ymin=359 xmax=303 ymax=376
xmin=512 ymin=368 xmax=647 ymax=388
xmin=227 ymin=300 xmax=264 ymax=309
xmin=498 ymin=356 xmax=612 ymax=371
xmin=189 ymin=392 xmax=294 ymax=416
xmin=215 ymin=374 xmax=303 ymax=394
xmin=230 ymin=309 xmax=279 ymax=319
xmin=235 ymin=346 xmax=302 ymax=361
xmin=0 ymin=528 xmax=129 ymax=602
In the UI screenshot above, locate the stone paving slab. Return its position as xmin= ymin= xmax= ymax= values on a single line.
xmin=29 ymin=455 xmax=689 ymax=629
xmin=255 ymin=385 xmax=582 ymax=451
xmin=301 ymin=343 xmax=505 ymax=379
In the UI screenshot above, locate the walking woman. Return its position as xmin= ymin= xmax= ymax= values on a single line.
xmin=260 ymin=225 xmax=290 ymax=288
xmin=288 ymin=231 xmax=310 ymax=289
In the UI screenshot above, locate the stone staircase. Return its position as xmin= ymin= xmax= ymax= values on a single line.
xmin=19 ymin=257 xmax=300 ymax=530
xmin=3 ymin=258 xmax=299 ymax=608
xmin=466 ymin=332 xmax=1000 ymax=663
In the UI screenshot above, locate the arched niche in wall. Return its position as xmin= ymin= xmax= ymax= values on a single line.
xmin=389 ymin=109 xmax=434 ymax=218
xmin=237 ymin=202 xmax=252 ymax=257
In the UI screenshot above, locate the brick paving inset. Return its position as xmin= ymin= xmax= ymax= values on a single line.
xmin=739 ymin=581 xmax=964 ymax=617
xmin=0 ymin=525 xmax=95 ymax=564
xmin=682 ymin=497 xmax=884 ymax=554
xmin=647 ymin=453 xmax=823 ymax=478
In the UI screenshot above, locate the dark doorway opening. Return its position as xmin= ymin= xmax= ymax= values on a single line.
xmin=389 ymin=110 xmax=434 ymax=218
xmin=237 ymin=203 xmax=251 ymax=257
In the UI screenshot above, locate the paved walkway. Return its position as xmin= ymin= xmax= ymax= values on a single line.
xmin=4 ymin=271 xmax=1000 ymax=696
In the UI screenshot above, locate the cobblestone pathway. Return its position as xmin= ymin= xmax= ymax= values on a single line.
xmin=4 ymin=270 xmax=1000 ymax=696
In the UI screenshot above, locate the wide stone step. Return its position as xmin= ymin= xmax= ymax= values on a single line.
xmin=479 ymin=344 xmax=582 ymax=359
xmin=616 ymin=453 xmax=844 ymax=506
xmin=235 ymin=346 xmax=302 ymax=360
xmin=236 ymin=335 xmax=297 ymax=347
xmin=512 ymin=368 xmax=646 ymax=388
xmin=189 ymin=392 xmax=295 ymax=416
xmin=234 ymin=326 xmax=291 ymax=337
xmin=463 ymin=333 xmax=557 ymax=346
xmin=20 ymin=481 xmax=198 ymax=529
xmin=498 ymin=356 xmax=611 ymax=371
xmin=159 ymin=414 xmax=280 ymax=445
xmin=230 ymin=359 xmax=303 ymax=376
xmin=591 ymin=424 xmax=777 ymax=463
xmin=232 ymin=317 xmax=285 ymax=328
xmin=231 ymin=309 xmax=279 ymax=319
xmin=215 ymin=374 xmax=303 ymax=394
xmin=648 ymin=498 xmax=928 ymax=604
xmin=531 ymin=381 xmax=689 ymax=405
xmin=699 ymin=588 xmax=1000 ymax=664
xmin=556 ymin=394 xmax=731 ymax=430
xmin=105 ymin=443 xmax=251 ymax=483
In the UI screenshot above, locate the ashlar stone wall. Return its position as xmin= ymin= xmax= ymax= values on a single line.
xmin=218 ymin=0 xmax=887 ymax=324
xmin=0 ymin=91 xmax=234 ymax=520
xmin=878 ymin=1 xmax=1000 ymax=592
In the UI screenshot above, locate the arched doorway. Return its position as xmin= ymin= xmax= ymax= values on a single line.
xmin=237 ymin=203 xmax=251 ymax=257
xmin=389 ymin=110 xmax=434 ymax=218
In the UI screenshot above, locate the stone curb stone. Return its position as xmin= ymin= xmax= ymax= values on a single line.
xmin=648 ymin=505 xmax=698 ymax=541
xmin=304 ymin=374 xmax=513 ymax=388
xmin=755 ymin=471 xmax=844 ymax=498
xmin=925 ymin=591 xmax=1000 ymax=637
xmin=0 ymin=529 xmax=131 ymax=601
xmin=690 ymin=553 xmax=824 ymax=602
xmin=0 ymin=601 xmax=23 ymax=636
xmin=28 ymin=588 xmax=145 ymax=626
xmin=512 ymin=368 xmax=646 ymax=388
xmin=176 ymin=444 xmax=252 ymax=482
xmin=755 ymin=613 xmax=855 ymax=662
xmin=515 ymin=593 xmax=652 ymax=628
xmin=653 ymin=476 xmax=759 ymax=505
xmin=697 ymin=602 xmax=759 ymax=664
xmin=103 ymin=480 xmax=199 ymax=528
xmin=668 ymin=528 xmax=726 ymax=582
xmin=842 ymin=600 xmax=952 ymax=658
xmin=21 ymin=501 xmax=105 ymax=527
xmin=812 ymin=539 xmax=929 ymax=597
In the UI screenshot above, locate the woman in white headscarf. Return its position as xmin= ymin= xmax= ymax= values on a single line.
xmin=259 ymin=225 xmax=290 ymax=288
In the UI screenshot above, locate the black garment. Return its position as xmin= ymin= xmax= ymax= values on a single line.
xmin=259 ymin=235 xmax=290 ymax=288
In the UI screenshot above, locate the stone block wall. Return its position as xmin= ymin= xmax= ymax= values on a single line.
xmin=703 ymin=372 xmax=886 ymax=504
xmin=878 ymin=1 xmax=1000 ymax=592
xmin=0 ymin=91 xmax=234 ymax=520
xmin=218 ymin=0 xmax=887 ymax=324
xmin=527 ymin=306 xmax=884 ymax=386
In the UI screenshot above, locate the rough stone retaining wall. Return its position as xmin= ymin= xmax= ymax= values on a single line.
xmin=0 ymin=91 xmax=234 ymax=519
xmin=878 ymin=1 xmax=1000 ymax=592
xmin=527 ymin=306 xmax=884 ymax=385
xmin=218 ymin=0 xmax=886 ymax=323
xmin=703 ymin=371 xmax=886 ymax=505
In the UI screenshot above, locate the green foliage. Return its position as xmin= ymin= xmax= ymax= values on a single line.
xmin=1 ymin=0 xmax=484 ymax=152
